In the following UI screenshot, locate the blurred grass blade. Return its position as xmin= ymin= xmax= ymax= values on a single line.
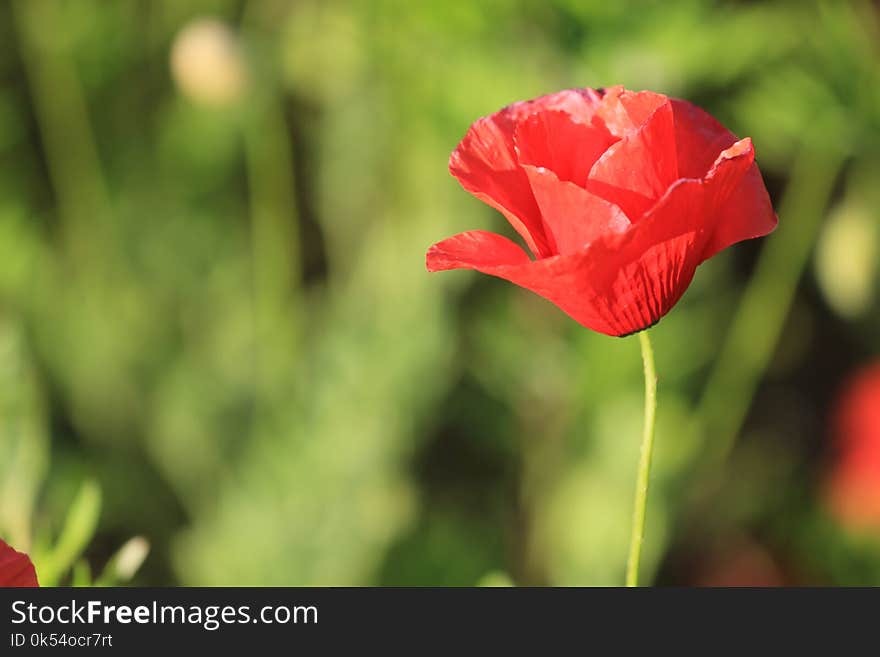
xmin=71 ymin=559 xmax=93 ymax=587
xmin=10 ymin=0 xmax=114 ymax=265
xmin=477 ymin=571 xmax=515 ymax=587
xmin=0 ymin=318 xmax=48 ymax=547
xmin=40 ymin=479 xmax=101 ymax=586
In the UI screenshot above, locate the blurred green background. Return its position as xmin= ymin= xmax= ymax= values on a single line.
xmin=1 ymin=0 xmax=879 ymax=586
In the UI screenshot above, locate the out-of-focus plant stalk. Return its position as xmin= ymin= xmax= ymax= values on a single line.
xmin=626 ymin=330 xmax=657 ymax=587
xmin=240 ymin=4 xmax=303 ymax=406
xmin=0 ymin=321 xmax=48 ymax=549
xmin=10 ymin=0 xmax=114 ymax=269
xmin=697 ymin=141 xmax=846 ymax=467
xmin=243 ymin=100 xmax=301 ymax=340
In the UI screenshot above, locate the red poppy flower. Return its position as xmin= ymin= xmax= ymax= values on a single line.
xmin=426 ymin=86 xmax=777 ymax=336
xmin=826 ymin=362 xmax=880 ymax=530
xmin=0 ymin=538 xmax=39 ymax=587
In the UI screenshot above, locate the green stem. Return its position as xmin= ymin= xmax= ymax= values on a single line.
xmin=626 ymin=330 xmax=658 ymax=587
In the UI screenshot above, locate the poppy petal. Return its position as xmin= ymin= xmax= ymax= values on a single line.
xmin=426 ymin=230 xmax=531 ymax=272
xmin=507 ymin=87 xmax=607 ymax=127
xmin=520 ymin=163 xmax=630 ymax=255
xmin=426 ymin=244 xmax=616 ymax=336
xmin=449 ymin=89 xmax=608 ymax=259
xmin=702 ymin=162 xmax=778 ymax=261
xmin=590 ymin=231 xmax=701 ymax=335
xmin=594 ymin=87 xmax=670 ymax=137
xmin=633 ymin=138 xmax=765 ymax=266
xmin=514 ymin=110 xmax=617 ymax=188
xmin=563 ymin=138 xmax=764 ymax=333
xmin=449 ymin=112 xmax=552 ymax=258
xmin=587 ymin=97 xmax=679 ymax=221
xmin=670 ymin=98 xmax=739 ymax=179
xmin=0 ymin=539 xmax=39 ymax=587
xmin=427 ymin=227 xmax=684 ymax=337
xmin=668 ymin=103 xmax=777 ymax=257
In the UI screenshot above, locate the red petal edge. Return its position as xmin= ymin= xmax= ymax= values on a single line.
xmin=670 ymin=98 xmax=739 ymax=179
xmin=587 ymin=95 xmax=679 ymax=221
xmin=448 ymin=89 xmax=607 ymax=259
xmin=0 ymin=539 xmax=39 ymax=587
xmin=425 ymin=228 xmax=679 ymax=337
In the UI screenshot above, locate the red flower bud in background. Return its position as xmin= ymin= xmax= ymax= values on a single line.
xmin=826 ymin=362 xmax=880 ymax=531
xmin=427 ymin=86 xmax=777 ymax=336
xmin=695 ymin=538 xmax=785 ymax=587
xmin=0 ymin=538 xmax=39 ymax=587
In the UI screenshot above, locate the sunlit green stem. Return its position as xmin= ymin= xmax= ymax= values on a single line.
xmin=626 ymin=330 xmax=657 ymax=587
